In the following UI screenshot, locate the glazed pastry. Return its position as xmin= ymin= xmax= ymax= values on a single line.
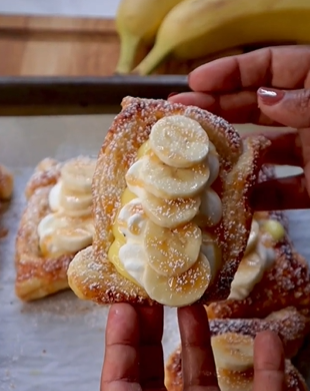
xmin=206 ymin=167 xmax=310 ymax=319
xmin=67 ymin=97 xmax=270 ymax=307
xmin=15 ymin=156 xmax=96 ymax=301
xmin=0 ymin=163 xmax=14 ymax=202
xmin=165 ymin=307 xmax=310 ymax=391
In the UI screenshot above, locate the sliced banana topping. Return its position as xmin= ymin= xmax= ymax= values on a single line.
xmin=261 ymin=219 xmax=285 ymax=242
xmin=139 ymin=153 xmax=210 ymax=199
xmin=144 ymin=220 xmax=202 ymax=276
xmin=197 ymin=188 xmax=223 ymax=227
xmin=206 ymin=143 xmax=220 ymax=186
xmin=61 ymin=157 xmax=96 ymax=193
xmin=201 ymin=232 xmax=222 ymax=280
xmin=149 ymin=115 xmax=209 ymax=168
xmin=141 ymin=190 xmax=201 ymax=229
xmin=211 ymin=332 xmax=254 ymax=372
xmin=143 ymin=252 xmax=211 ymax=307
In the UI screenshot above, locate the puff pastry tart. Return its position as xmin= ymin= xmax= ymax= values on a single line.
xmin=206 ymin=166 xmax=310 ymax=319
xmin=67 ymin=96 xmax=270 ymax=307
xmin=15 ymin=156 xmax=96 ymax=301
xmin=0 ymin=163 xmax=14 ymax=203
xmin=165 ymin=307 xmax=310 ymax=391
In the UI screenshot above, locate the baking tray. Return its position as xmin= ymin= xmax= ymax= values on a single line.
xmin=0 ymin=117 xmax=309 ymax=390
xmin=0 ymin=75 xmax=189 ymax=116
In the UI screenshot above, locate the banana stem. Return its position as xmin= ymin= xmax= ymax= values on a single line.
xmin=115 ymin=33 xmax=142 ymax=74
xmin=133 ymin=44 xmax=171 ymax=75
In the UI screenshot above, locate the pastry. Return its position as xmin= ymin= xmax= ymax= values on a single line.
xmin=15 ymin=156 xmax=96 ymax=301
xmin=0 ymin=163 xmax=14 ymax=203
xmin=165 ymin=307 xmax=310 ymax=391
xmin=67 ymin=96 xmax=270 ymax=307
xmin=206 ymin=167 xmax=310 ymax=319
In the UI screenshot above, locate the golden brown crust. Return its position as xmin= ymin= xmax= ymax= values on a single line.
xmin=68 ymin=97 xmax=270 ymax=306
xmin=15 ymin=160 xmax=74 ymax=301
xmin=165 ymin=309 xmax=310 ymax=391
xmin=0 ymin=163 xmax=14 ymax=201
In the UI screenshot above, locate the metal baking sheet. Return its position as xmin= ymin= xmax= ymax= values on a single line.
xmin=0 ymin=117 xmax=309 ymax=390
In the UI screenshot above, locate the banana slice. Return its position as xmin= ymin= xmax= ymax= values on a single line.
xmin=143 ymin=252 xmax=211 ymax=306
xmin=149 ymin=115 xmax=209 ymax=168
xmin=211 ymin=332 xmax=254 ymax=372
xmin=201 ymin=232 xmax=222 ymax=280
xmin=244 ymin=219 xmax=259 ymax=256
xmin=138 ymin=153 xmax=210 ymax=199
xmin=61 ymin=157 xmax=96 ymax=193
xmin=196 ymin=188 xmax=222 ymax=227
xmin=144 ymin=220 xmax=202 ymax=276
xmin=228 ymin=252 xmax=265 ymax=301
xmin=206 ymin=144 xmax=220 ymax=186
xmin=141 ymin=189 xmax=201 ymax=229
xmin=38 ymin=213 xmax=94 ymax=256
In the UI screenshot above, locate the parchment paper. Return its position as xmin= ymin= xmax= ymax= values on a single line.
xmin=0 ymin=116 xmax=309 ymax=390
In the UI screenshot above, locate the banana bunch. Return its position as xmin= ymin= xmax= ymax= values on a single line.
xmin=115 ymin=0 xmax=186 ymax=74
xmin=115 ymin=0 xmax=310 ymax=75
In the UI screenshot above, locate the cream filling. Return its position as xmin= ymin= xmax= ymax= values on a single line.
xmin=116 ymin=115 xmax=223 ymax=306
xmin=37 ymin=157 xmax=96 ymax=257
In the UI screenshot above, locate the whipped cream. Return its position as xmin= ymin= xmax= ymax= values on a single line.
xmin=115 ymin=115 xmax=223 ymax=306
xmin=228 ymin=219 xmax=276 ymax=301
xmin=38 ymin=157 xmax=96 ymax=257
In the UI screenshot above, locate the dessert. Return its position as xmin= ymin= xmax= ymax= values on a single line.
xmin=15 ymin=156 xmax=96 ymax=301
xmin=165 ymin=307 xmax=310 ymax=391
xmin=67 ymin=96 xmax=270 ymax=307
xmin=206 ymin=167 xmax=310 ymax=319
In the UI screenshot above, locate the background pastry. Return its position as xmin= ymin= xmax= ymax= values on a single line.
xmin=15 ymin=156 xmax=96 ymax=301
xmin=165 ymin=307 xmax=310 ymax=391
xmin=68 ymin=96 xmax=270 ymax=307
xmin=206 ymin=167 xmax=310 ymax=320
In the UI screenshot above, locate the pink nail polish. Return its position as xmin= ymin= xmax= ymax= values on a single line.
xmin=168 ymin=92 xmax=178 ymax=98
xmin=257 ymin=87 xmax=285 ymax=105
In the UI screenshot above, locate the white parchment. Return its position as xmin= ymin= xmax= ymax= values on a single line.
xmin=0 ymin=117 xmax=309 ymax=390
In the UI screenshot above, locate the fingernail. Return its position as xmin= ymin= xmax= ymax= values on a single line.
xmin=257 ymin=87 xmax=285 ymax=105
xmin=168 ymin=92 xmax=178 ymax=98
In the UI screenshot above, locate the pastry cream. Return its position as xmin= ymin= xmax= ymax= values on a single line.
xmin=108 ymin=115 xmax=223 ymax=306
xmin=228 ymin=217 xmax=285 ymax=301
xmin=38 ymin=157 xmax=96 ymax=258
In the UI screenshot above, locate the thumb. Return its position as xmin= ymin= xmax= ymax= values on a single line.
xmin=257 ymin=87 xmax=310 ymax=128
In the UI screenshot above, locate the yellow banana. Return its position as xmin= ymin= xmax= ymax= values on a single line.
xmin=134 ymin=0 xmax=310 ymax=75
xmin=115 ymin=0 xmax=186 ymax=74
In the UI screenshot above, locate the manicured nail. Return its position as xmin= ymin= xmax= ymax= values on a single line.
xmin=257 ymin=87 xmax=285 ymax=105
xmin=168 ymin=92 xmax=178 ymax=98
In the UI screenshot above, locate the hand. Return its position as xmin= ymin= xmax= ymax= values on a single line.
xmin=100 ymin=303 xmax=285 ymax=391
xmin=169 ymin=45 xmax=310 ymax=211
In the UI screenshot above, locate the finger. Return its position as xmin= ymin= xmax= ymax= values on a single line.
xmin=242 ymin=130 xmax=303 ymax=166
xmin=169 ymin=90 xmax=279 ymax=125
xmin=258 ymin=87 xmax=310 ymax=129
xmin=178 ymin=305 xmax=219 ymax=391
xmin=250 ymin=174 xmax=310 ymax=211
xmin=253 ymin=331 xmax=285 ymax=391
xmin=136 ymin=306 xmax=165 ymax=390
xmin=189 ymin=45 xmax=310 ymax=93
xmin=101 ymin=304 xmax=140 ymax=391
